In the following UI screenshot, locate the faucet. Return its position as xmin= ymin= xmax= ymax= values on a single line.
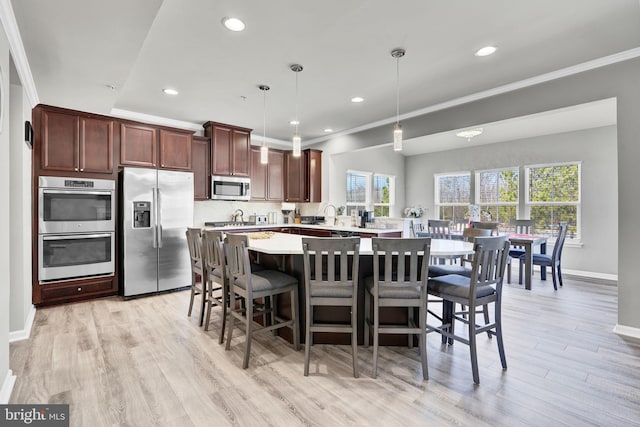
xmin=324 ymin=204 xmax=337 ymax=225
xmin=232 ymin=208 xmax=244 ymax=223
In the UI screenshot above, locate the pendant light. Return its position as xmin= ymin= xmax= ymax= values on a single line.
xmin=258 ymin=84 xmax=270 ymax=164
xmin=391 ymin=48 xmax=405 ymax=151
xmin=291 ymin=64 xmax=303 ymax=157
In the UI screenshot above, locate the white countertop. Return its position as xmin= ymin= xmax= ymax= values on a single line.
xmin=203 ymin=223 xmax=403 ymax=235
xmin=242 ymin=232 xmax=474 ymax=256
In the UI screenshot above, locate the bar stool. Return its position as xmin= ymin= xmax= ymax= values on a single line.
xmin=186 ymin=227 xmax=206 ymax=325
xmin=225 ymin=234 xmax=300 ymax=369
xmin=201 ymin=230 xmax=227 ymax=341
xmin=301 ymin=237 xmax=361 ymax=377
xmin=364 ymin=237 xmax=431 ymax=379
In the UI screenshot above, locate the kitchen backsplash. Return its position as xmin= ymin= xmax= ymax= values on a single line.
xmin=193 ymin=201 xmax=324 ymax=226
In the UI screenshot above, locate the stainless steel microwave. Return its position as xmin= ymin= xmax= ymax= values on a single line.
xmin=211 ymin=175 xmax=251 ymax=201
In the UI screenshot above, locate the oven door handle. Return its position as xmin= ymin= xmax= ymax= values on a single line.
xmin=42 ymin=189 xmax=113 ymax=196
xmin=42 ymin=233 xmax=112 ymax=240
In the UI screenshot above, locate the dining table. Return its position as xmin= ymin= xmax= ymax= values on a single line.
xmin=508 ymin=233 xmax=548 ymax=290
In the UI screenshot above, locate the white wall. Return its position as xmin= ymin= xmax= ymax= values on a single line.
xmin=0 ymin=15 xmax=12 ymax=398
xmin=405 ymin=126 xmax=618 ymax=275
xmin=9 ymin=77 xmax=32 ymax=333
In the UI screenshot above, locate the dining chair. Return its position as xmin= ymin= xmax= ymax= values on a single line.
xmin=364 ymin=237 xmax=431 ymax=379
xmin=225 ymin=234 xmax=300 ymax=369
xmin=201 ymin=230 xmax=227 ymax=341
xmin=427 ymin=219 xmax=452 ymax=239
xmin=472 ymin=221 xmax=500 ymax=236
xmin=428 ymin=227 xmax=492 ymax=278
xmin=411 ymin=220 xmax=424 ymax=237
xmin=508 ymin=219 xmax=534 ymax=256
xmin=519 ymin=222 xmax=568 ymax=290
xmin=427 ymin=235 xmax=510 ymax=384
xmin=301 ymin=237 xmax=360 ymax=377
xmin=186 ymin=228 xmax=206 ymax=325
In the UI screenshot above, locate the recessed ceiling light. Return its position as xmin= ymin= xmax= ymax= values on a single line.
xmin=106 ymin=84 xmax=117 ymax=91
xmin=289 ymin=120 xmax=300 ymax=125
xmin=351 ymin=97 xmax=364 ymax=103
xmin=222 ymin=17 xmax=245 ymax=32
xmin=324 ymin=128 xmax=333 ymax=133
xmin=456 ymin=128 xmax=483 ymax=141
xmin=475 ymin=46 xmax=497 ymax=57
xmin=162 ymin=88 xmax=179 ymax=96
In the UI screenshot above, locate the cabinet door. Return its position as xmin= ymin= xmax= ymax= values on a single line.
xmin=192 ymin=136 xmax=210 ymax=200
xmin=268 ymin=150 xmax=284 ymax=201
xmin=211 ymin=126 xmax=232 ymax=176
xmin=250 ymin=146 xmax=267 ymax=200
xmin=79 ymin=117 xmax=113 ymax=173
xmin=231 ymin=129 xmax=250 ymax=176
xmin=160 ymin=129 xmax=191 ymax=170
xmin=41 ymin=110 xmax=79 ymax=172
xmin=120 ymin=123 xmax=157 ymax=167
xmin=305 ymin=149 xmax=322 ymax=202
xmin=284 ymin=151 xmax=305 ymax=202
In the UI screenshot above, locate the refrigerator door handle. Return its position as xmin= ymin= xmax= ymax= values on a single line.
xmin=152 ymin=187 xmax=158 ymax=248
xmin=157 ymin=187 xmax=163 ymax=248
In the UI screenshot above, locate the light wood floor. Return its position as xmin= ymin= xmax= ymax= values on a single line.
xmin=10 ymin=275 xmax=640 ymax=426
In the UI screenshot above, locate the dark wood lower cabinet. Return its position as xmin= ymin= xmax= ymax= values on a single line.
xmin=35 ymin=275 xmax=117 ymax=307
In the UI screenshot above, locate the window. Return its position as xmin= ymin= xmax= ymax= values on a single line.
xmin=435 ymin=172 xmax=470 ymax=224
xmin=373 ymin=174 xmax=394 ymax=217
xmin=345 ymin=171 xmax=395 ymax=217
xmin=475 ymin=167 xmax=519 ymax=229
xmin=346 ymin=171 xmax=370 ymax=215
xmin=526 ymin=162 xmax=580 ymax=239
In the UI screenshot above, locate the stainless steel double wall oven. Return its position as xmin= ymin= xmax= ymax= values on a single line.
xmin=38 ymin=176 xmax=116 ymax=282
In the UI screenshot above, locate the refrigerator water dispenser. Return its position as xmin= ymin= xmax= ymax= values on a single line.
xmin=133 ymin=201 xmax=151 ymax=228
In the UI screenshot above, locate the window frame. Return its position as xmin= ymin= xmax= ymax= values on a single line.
xmin=524 ymin=161 xmax=581 ymax=241
xmin=474 ymin=166 xmax=519 ymax=225
xmin=345 ymin=170 xmax=372 ymax=215
xmin=434 ymin=171 xmax=471 ymax=223
xmin=372 ymin=173 xmax=395 ymax=217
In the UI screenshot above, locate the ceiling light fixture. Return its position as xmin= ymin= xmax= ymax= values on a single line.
xmin=475 ymin=46 xmax=497 ymax=57
xmin=289 ymin=120 xmax=299 ymax=125
xmin=391 ymin=48 xmax=406 ymax=151
xmin=162 ymin=88 xmax=179 ymax=96
xmin=222 ymin=17 xmax=245 ymax=32
xmin=456 ymin=128 xmax=483 ymax=141
xmin=351 ymin=97 xmax=364 ymax=103
xmin=291 ymin=64 xmax=303 ymax=157
xmin=324 ymin=128 xmax=333 ymax=133
xmin=259 ymin=84 xmax=270 ymax=164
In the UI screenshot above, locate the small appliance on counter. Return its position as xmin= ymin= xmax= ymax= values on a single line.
xmin=249 ymin=214 xmax=268 ymax=225
xmin=359 ymin=210 xmax=374 ymax=228
xmin=300 ymin=216 xmax=326 ymax=225
xmin=281 ymin=202 xmax=296 ymax=224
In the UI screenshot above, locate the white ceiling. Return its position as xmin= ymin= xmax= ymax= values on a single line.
xmin=10 ymin=0 xmax=640 ymax=150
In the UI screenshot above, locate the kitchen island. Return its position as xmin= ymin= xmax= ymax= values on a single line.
xmin=215 ymin=229 xmax=473 ymax=346
xmin=203 ymin=222 xmax=404 ymax=237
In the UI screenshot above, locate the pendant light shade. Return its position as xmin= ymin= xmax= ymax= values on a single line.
xmin=259 ymin=84 xmax=270 ymax=164
xmin=391 ymin=48 xmax=405 ymax=151
xmin=291 ymin=64 xmax=303 ymax=157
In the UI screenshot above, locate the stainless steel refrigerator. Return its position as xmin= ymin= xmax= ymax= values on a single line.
xmin=121 ymin=167 xmax=194 ymax=297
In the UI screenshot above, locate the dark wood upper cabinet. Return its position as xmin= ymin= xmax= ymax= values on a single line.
xmin=204 ymin=121 xmax=252 ymax=177
xmin=120 ymin=123 xmax=157 ymax=168
xmin=250 ymin=147 xmax=283 ymax=201
xmin=284 ymin=149 xmax=322 ymax=202
xmin=284 ymin=151 xmax=305 ymax=202
xmin=192 ymin=136 xmax=210 ymax=200
xmin=39 ymin=108 xmax=114 ymax=174
xmin=79 ymin=117 xmax=114 ymax=173
xmin=159 ymin=129 xmax=192 ymax=170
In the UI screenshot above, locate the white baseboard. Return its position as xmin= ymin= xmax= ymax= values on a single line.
xmin=613 ymin=324 xmax=640 ymax=340
xmin=0 ymin=369 xmax=16 ymax=404
xmin=563 ymin=269 xmax=618 ymax=283
xmin=9 ymin=305 xmax=36 ymax=343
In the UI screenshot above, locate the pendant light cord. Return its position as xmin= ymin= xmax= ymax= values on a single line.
xmin=263 ymin=87 xmax=267 ymax=144
xmin=295 ymin=71 xmax=299 ymax=135
xmin=396 ymin=55 xmax=400 ymax=126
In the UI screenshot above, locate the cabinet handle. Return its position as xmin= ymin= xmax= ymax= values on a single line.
xmin=77 ymin=287 xmax=82 ymax=292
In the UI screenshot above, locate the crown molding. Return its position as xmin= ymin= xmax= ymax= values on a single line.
xmin=305 ymin=46 xmax=640 ymax=146
xmin=110 ymin=108 xmax=204 ymax=132
xmin=0 ymin=0 xmax=39 ymax=107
